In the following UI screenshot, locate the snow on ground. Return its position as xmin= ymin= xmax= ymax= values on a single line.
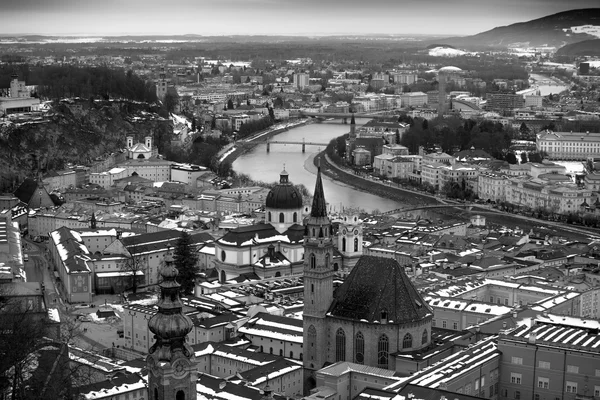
xmin=128 ymin=295 xmax=158 ymax=306
xmin=428 ymin=47 xmax=474 ymax=57
xmin=587 ymin=60 xmax=600 ymax=68
xmin=219 ymin=147 xmax=236 ymax=163
xmin=566 ymin=25 xmax=600 ymax=39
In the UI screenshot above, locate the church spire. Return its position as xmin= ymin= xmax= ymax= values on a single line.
xmin=147 ymin=255 xmax=194 ymax=361
xmin=310 ymin=165 xmax=327 ymax=218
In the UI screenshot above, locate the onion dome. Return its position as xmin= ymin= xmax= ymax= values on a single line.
xmin=147 ymin=254 xmax=194 ymax=361
xmin=265 ymin=169 xmax=303 ymax=209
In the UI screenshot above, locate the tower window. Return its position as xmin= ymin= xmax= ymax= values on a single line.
xmin=308 ymin=325 xmax=317 ymax=361
xmin=293 ymin=212 xmax=297 ymax=223
xmin=310 ymin=254 xmax=316 ymax=269
xmin=355 ymin=332 xmax=365 ymax=364
xmin=335 ymin=328 xmax=346 ymax=362
xmin=311 ymin=283 xmax=314 ymax=293
xmin=176 ymin=391 xmax=185 ymax=400
xmin=422 ymin=329 xmax=428 ymax=345
xmin=279 ymin=212 xmax=284 ymax=223
xmin=221 ymin=251 xmax=226 ymax=262
xmin=354 ymin=238 xmax=359 ymax=252
xmin=268 ymin=211 xmax=272 ymax=222
xmin=342 ymin=237 xmax=346 ymax=252
xmin=402 ymin=333 xmax=413 ymax=349
xmin=325 ymin=253 xmax=330 ymax=269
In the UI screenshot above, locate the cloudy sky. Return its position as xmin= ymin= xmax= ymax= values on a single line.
xmin=1 ymin=0 xmax=598 ymax=36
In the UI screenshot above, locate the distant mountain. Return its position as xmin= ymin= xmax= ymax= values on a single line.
xmin=556 ymin=39 xmax=600 ymax=56
xmin=432 ymin=8 xmax=600 ymax=50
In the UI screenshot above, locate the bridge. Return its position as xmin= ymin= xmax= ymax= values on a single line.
xmin=266 ymin=139 xmax=329 ymax=153
xmin=382 ymin=203 xmax=477 ymax=215
xmin=298 ymin=111 xmax=397 ymax=123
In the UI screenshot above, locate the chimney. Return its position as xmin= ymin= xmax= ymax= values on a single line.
xmin=528 ymin=332 xmax=536 ymax=344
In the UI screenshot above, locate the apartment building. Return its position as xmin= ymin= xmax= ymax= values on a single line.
xmin=537 ymin=130 xmax=600 ymax=160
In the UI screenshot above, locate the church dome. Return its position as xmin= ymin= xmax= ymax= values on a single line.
xmin=265 ymin=170 xmax=303 ymax=209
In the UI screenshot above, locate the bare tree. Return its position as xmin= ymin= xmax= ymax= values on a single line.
xmin=120 ymin=238 xmax=145 ymax=294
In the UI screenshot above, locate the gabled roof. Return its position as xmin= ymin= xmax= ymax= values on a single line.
xmin=328 ymin=255 xmax=432 ymax=324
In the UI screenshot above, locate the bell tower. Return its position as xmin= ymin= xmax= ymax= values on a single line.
xmin=303 ymin=166 xmax=334 ymax=389
xmin=147 ymin=255 xmax=197 ymax=400
xmin=338 ymin=212 xmax=363 ymax=270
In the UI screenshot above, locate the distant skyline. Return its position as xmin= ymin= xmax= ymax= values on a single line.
xmin=1 ymin=0 xmax=599 ymax=37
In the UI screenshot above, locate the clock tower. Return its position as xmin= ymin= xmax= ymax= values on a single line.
xmin=147 ymin=255 xmax=197 ymax=400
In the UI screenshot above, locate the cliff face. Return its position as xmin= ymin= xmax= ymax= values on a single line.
xmin=0 ymin=99 xmax=173 ymax=192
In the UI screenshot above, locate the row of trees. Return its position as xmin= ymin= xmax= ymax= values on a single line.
xmin=237 ymin=116 xmax=275 ymax=140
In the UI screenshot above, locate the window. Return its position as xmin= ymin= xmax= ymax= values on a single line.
xmin=308 ymin=325 xmax=317 ymax=361
xmin=567 ymin=365 xmax=579 ymax=374
xmin=311 ymin=283 xmax=314 ymax=293
xmin=402 ymin=333 xmax=412 ymax=349
xmin=335 ymin=328 xmax=346 ymax=362
xmin=268 ymin=212 xmax=271 ymax=222
xmin=535 ymin=395 xmax=540 ymax=400
xmin=377 ymin=334 xmax=389 ymax=369
xmin=596 ymin=369 xmax=600 ymax=377
xmin=538 ymin=377 xmax=549 ymax=389
xmin=510 ymin=373 xmax=522 ymax=384
xmin=515 ymin=390 xmax=520 ymax=400
xmin=442 ymin=320 xmax=447 ymax=328
xmin=293 ymin=212 xmax=297 ymax=223
xmin=310 ymin=254 xmax=316 ymax=269
xmin=325 ymin=253 xmax=330 ymax=270
xmin=176 ymin=390 xmax=185 ymax=400
xmin=221 ymin=250 xmax=226 ymax=262
xmin=566 ymin=382 xmax=577 ymax=393
xmin=504 ymin=298 xmax=509 ymax=305
xmin=538 ymin=361 xmax=550 ymax=369
xmin=422 ymin=329 xmax=428 ymax=345
xmin=354 ymin=238 xmax=359 ymax=252
xmin=453 ymin=321 xmax=458 ymax=330
xmin=594 ymin=386 xmax=600 ymax=397
xmin=342 ymin=237 xmax=346 ymax=252
xmin=511 ymin=357 xmax=523 ymax=365
xmin=279 ymin=213 xmax=284 ymax=223
xmin=355 ymin=332 xmax=365 ymax=364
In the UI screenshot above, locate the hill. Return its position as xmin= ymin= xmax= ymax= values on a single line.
xmin=432 ymin=8 xmax=600 ymax=50
xmin=556 ymin=39 xmax=600 ymax=56
xmin=0 ymin=100 xmax=173 ymax=192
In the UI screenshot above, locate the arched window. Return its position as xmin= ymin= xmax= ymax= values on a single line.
xmin=342 ymin=237 xmax=346 ymax=252
xmin=355 ymin=332 xmax=365 ymax=364
xmin=176 ymin=390 xmax=185 ymax=400
xmin=422 ymin=329 xmax=428 ymax=345
xmin=335 ymin=328 xmax=346 ymax=362
xmin=299 ymin=353 xmax=303 ymax=361
xmin=402 ymin=333 xmax=413 ymax=349
xmin=293 ymin=212 xmax=297 ymax=223
xmin=308 ymin=325 xmax=317 ymax=361
xmin=221 ymin=250 xmax=226 ymax=262
xmin=268 ymin=211 xmax=272 ymax=222
xmin=311 ymin=283 xmax=314 ymax=293
xmin=377 ymin=334 xmax=389 ymax=369
xmin=279 ymin=349 xmax=283 ymax=356
xmin=154 ymin=388 xmax=159 ymax=400
xmin=269 ymin=347 xmax=273 ymax=354
xmin=279 ymin=212 xmax=284 ymax=223
xmin=381 ymin=309 xmax=388 ymax=322
xmin=310 ymin=254 xmax=316 ymax=269
xmin=354 ymin=238 xmax=359 ymax=252
xmin=290 ymin=351 xmax=294 ymax=358
xmin=325 ymin=253 xmax=330 ymax=269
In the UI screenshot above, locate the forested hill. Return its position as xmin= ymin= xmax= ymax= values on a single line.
xmin=0 ymin=65 xmax=157 ymax=102
xmin=0 ymin=99 xmax=172 ymax=192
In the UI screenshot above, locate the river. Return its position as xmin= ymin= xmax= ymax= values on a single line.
xmin=232 ymin=119 xmax=402 ymax=213
xmin=529 ymin=73 xmax=569 ymax=96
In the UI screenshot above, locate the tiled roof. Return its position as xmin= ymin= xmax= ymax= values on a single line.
xmin=328 ymin=256 xmax=432 ymax=323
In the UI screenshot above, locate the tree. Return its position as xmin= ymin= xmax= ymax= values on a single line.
xmin=191 ymin=118 xmax=196 ymax=132
xmin=268 ymin=107 xmax=275 ymax=121
xmin=121 ymin=243 xmax=144 ymax=294
xmin=227 ymin=98 xmax=234 ymax=110
xmin=505 ymin=152 xmax=518 ymax=164
xmin=519 ymin=122 xmax=530 ymax=138
xmin=173 ymin=232 xmax=199 ymax=295
xmin=164 ymin=91 xmax=179 ymax=113
xmin=422 ymin=119 xmax=429 ymax=130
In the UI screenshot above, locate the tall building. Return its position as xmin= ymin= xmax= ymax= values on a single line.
xmin=293 ymin=73 xmax=309 ymax=89
xmin=302 ymin=168 xmax=432 ymax=391
xmin=156 ymin=67 xmax=168 ymax=101
xmin=438 ymin=71 xmax=447 ymax=118
xmin=146 ymin=255 xmax=198 ymax=400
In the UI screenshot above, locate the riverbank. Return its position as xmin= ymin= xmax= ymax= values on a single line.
xmin=218 ymin=118 xmax=312 ymax=165
xmin=312 ymin=152 xmax=441 ymax=210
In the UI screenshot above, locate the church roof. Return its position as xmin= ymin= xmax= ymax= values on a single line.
xmin=265 ymin=170 xmax=303 ymax=210
xmin=217 ymin=223 xmax=304 ymax=247
xmin=328 ymin=256 xmax=431 ymax=324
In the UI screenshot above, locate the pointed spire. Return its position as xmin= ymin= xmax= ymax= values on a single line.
xmin=310 ymin=165 xmax=327 ymax=218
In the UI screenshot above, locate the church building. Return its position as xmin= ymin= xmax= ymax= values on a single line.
xmin=302 ymin=167 xmax=433 ymax=390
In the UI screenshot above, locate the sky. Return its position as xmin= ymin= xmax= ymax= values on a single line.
xmin=1 ymin=0 xmax=599 ymax=37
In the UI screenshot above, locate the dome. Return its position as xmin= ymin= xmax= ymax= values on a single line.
xmin=439 ymin=66 xmax=462 ymax=72
xmin=265 ymin=170 xmax=303 ymax=209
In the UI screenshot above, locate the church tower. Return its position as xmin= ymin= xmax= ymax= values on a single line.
xmin=147 ymin=255 xmax=197 ymax=400
xmin=303 ymin=166 xmax=334 ymax=388
xmin=345 ymin=113 xmax=356 ymax=163
xmin=337 ymin=212 xmax=363 ymax=270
